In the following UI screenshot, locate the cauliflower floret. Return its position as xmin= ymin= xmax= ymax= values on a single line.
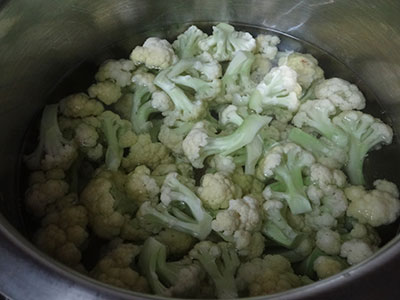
xmin=197 ymin=172 xmax=239 ymax=210
xmin=91 ymin=243 xmax=149 ymax=292
xmin=151 ymin=91 xmax=173 ymax=112
xmin=313 ymin=256 xmax=343 ymax=279
xmin=255 ymin=34 xmax=280 ymax=60
xmin=156 ymin=228 xmax=196 ymax=257
xmin=122 ymin=134 xmax=173 ymax=171
xmin=95 ymin=59 xmax=135 ymax=87
xmin=125 ymin=165 xmax=160 ymax=204
xmin=88 ymin=81 xmax=122 ymax=105
xmin=340 ymin=239 xmax=375 ymax=265
xmin=35 ymin=194 xmax=89 ymax=268
xmin=235 ymin=231 xmax=265 ymax=259
xmin=212 ymin=196 xmax=262 ymax=252
xmin=315 ymin=228 xmax=341 ymax=255
xmin=250 ymin=54 xmax=273 ymax=84
xmin=74 ymin=123 xmax=99 ymax=148
xmin=59 ymin=93 xmax=104 ymax=118
xmin=130 ymin=37 xmax=178 ymax=69
xmin=279 ymin=52 xmax=324 ymax=89
xmin=198 ymin=23 xmax=256 ymax=62
xmin=236 ymin=255 xmax=307 ymax=296
xmin=120 ymin=216 xmax=161 ymax=242
xmin=314 ymin=78 xmax=366 ymax=111
xmin=25 ymin=171 xmax=69 ymax=217
xmin=209 ymin=155 xmax=236 ymax=174
xmin=345 ymin=179 xmax=400 ymax=227
xmin=80 ymin=171 xmax=137 ymax=239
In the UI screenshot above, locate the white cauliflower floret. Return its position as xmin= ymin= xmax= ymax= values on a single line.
xmin=88 ymin=81 xmax=122 ymax=105
xmin=59 ymin=93 xmax=104 ymax=118
xmin=345 ymin=179 xmax=400 ymax=226
xmin=255 ymin=34 xmax=280 ymax=60
xmin=122 ymin=134 xmax=172 ymax=171
xmin=197 ymin=172 xmax=238 ymax=210
xmin=209 ymin=155 xmax=236 ymax=174
xmin=130 ymin=37 xmax=178 ymax=69
xmin=314 ymin=78 xmax=366 ymax=111
xmin=313 ymin=256 xmax=343 ymax=279
xmin=35 ymin=194 xmax=89 ymax=268
xmin=212 ymin=196 xmax=261 ymax=235
xmin=315 ymin=228 xmax=341 ymax=255
xmin=250 ymin=54 xmax=273 ymax=84
xmin=80 ymin=171 xmax=137 ymax=239
xmin=156 ymin=228 xmax=196 ymax=257
xmin=131 ymin=71 xmax=156 ymax=92
xmin=212 ymin=196 xmax=261 ymax=252
xmin=151 ymin=91 xmax=173 ymax=112
xmin=236 ymin=255 xmax=306 ymax=296
xmin=199 ymin=23 xmax=256 ymax=62
xmin=125 ymin=165 xmax=160 ymax=205
xmin=25 ymin=172 xmax=69 ymax=217
xmin=95 ymin=59 xmax=135 ymax=87
xmin=279 ymin=52 xmax=324 ymax=89
xmin=74 ymin=123 xmax=99 ymax=148
xmin=340 ymin=239 xmax=374 ymax=265
xmin=91 ymin=243 xmax=149 ymax=292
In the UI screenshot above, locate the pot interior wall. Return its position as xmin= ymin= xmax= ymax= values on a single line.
xmin=1 ymin=0 xmax=400 ymax=299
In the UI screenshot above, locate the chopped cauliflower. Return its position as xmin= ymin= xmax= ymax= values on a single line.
xmin=59 ymin=93 xmax=104 ymax=118
xmin=313 ymin=256 xmax=343 ymax=279
xmin=91 ymin=243 xmax=149 ymax=292
xmin=88 ymin=81 xmax=122 ymax=105
xmin=125 ymin=165 xmax=160 ymax=204
xmin=95 ymin=59 xmax=135 ymax=87
xmin=314 ymin=78 xmax=366 ymax=111
xmin=340 ymin=239 xmax=375 ymax=265
xmin=236 ymin=255 xmax=307 ymax=296
xmin=345 ymin=179 xmax=400 ymax=226
xmin=130 ymin=37 xmax=178 ymax=69
xmin=315 ymin=228 xmax=341 ymax=256
xmin=197 ymin=172 xmax=239 ymax=210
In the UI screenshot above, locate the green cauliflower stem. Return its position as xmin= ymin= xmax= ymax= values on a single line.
xmin=332 ymin=110 xmax=393 ymax=185
xmin=198 ymin=23 xmax=256 ymax=62
xmin=260 ymin=143 xmax=315 ymax=215
xmin=25 ymin=104 xmax=78 ymax=171
xmin=292 ymin=99 xmax=348 ymax=148
xmin=172 ymin=25 xmax=208 ymax=59
xmin=137 ymin=173 xmax=212 ymax=240
xmin=182 ymin=114 xmax=270 ymax=168
xmin=249 ymin=65 xmax=301 ymax=113
xmin=262 ymin=199 xmax=302 ymax=248
xmin=189 ymin=241 xmax=240 ymax=299
xmin=139 ymin=237 xmax=204 ymax=297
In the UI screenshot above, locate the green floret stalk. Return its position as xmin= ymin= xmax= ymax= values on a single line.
xmin=204 ymin=114 xmax=271 ymax=158
xmin=273 ymin=166 xmax=311 ymax=215
xmin=139 ymin=237 xmax=170 ymax=296
xmin=191 ymin=243 xmax=239 ymax=299
xmin=139 ymin=174 xmax=212 ymax=240
xmin=288 ymin=128 xmax=340 ymax=160
xmin=100 ymin=113 xmax=123 ymax=171
xmin=154 ymin=69 xmax=205 ymax=121
xmin=223 ymin=51 xmax=255 ymax=92
xmin=245 ymin=135 xmax=263 ymax=175
xmin=131 ymin=85 xmax=158 ymax=134
xmin=262 ymin=198 xmax=301 ymax=248
xmin=24 ymin=104 xmax=67 ymax=170
xmin=171 ymin=75 xmax=219 ymax=100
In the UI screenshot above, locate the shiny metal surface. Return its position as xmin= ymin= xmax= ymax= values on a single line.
xmin=1 ymin=0 xmax=400 ymax=299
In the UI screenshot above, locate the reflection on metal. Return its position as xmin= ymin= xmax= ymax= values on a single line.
xmin=0 ymin=0 xmax=400 ymax=299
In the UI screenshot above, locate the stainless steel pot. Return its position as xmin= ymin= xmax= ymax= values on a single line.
xmin=1 ymin=0 xmax=400 ymax=299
